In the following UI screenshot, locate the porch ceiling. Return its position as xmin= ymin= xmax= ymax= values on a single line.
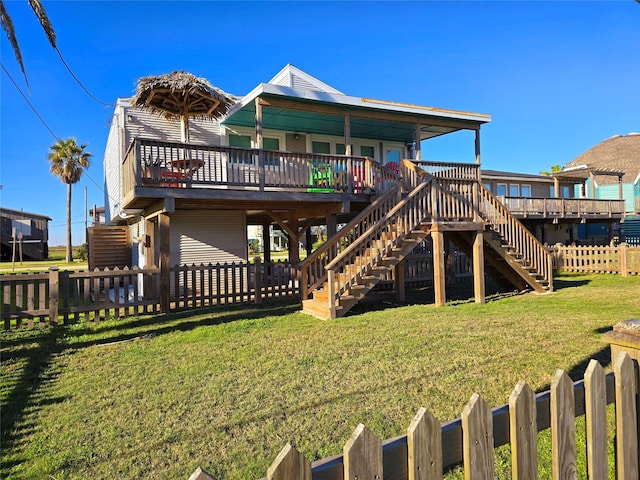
xmin=223 ymin=86 xmax=488 ymax=144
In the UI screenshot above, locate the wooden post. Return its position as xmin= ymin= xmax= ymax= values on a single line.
xmin=306 ymin=227 xmax=313 ymax=258
xmin=288 ymin=217 xmax=299 ymax=265
xmin=49 ymin=266 xmax=59 ymax=326
xmin=326 ymin=214 xmax=337 ymax=240
xmin=394 ymin=259 xmax=405 ymax=302
xmin=589 ymin=172 xmax=596 ymax=199
xmin=620 ymin=242 xmax=629 ymax=277
xmin=255 ymin=98 xmax=265 ymax=191
xmin=159 ymin=213 xmax=171 ymax=313
xmin=473 ymin=231 xmax=485 ymax=304
xmin=618 ymin=175 xmax=623 ymax=201
xmin=474 ymin=127 xmax=481 ymax=165
xmin=415 ymin=124 xmax=421 ymax=160
xmin=554 ymin=177 xmax=560 ymax=198
xmin=432 ymin=229 xmax=446 ymax=306
xmin=254 ymin=257 xmax=262 ymax=304
xmin=344 ymin=114 xmax=351 ymax=156
xmin=262 ymin=222 xmax=271 ymax=264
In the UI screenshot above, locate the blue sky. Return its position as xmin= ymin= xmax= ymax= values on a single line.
xmin=1 ymin=1 xmax=638 ymax=246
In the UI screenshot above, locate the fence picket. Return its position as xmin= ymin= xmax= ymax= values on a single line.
xmin=614 ymin=352 xmax=639 ymax=480
xmin=551 ymin=370 xmax=576 ymax=480
xmin=343 ymin=423 xmax=382 ymax=480
xmin=266 ymin=443 xmax=311 ymax=480
xmin=407 ymin=407 xmax=442 ymax=480
xmin=584 ymin=359 xmax=608 ymax=480
xmin=509 ymin=381 xmax=537 ymax=480
xmin=462 ymin=393 xmax=494 ymax=480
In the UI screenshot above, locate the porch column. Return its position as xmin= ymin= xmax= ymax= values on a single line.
xmin=589 ymin=172 xmax=596 ymax=199
xmin=432 ymin=229 xmax=446 ymax=307
xmin=553 ymin=177 xmax=560 ymax=198
xmin=618 ymin=175 xmax=624 ymax=200
xmin=262 ymin=222 xmax=271 ymax=263
xmin=288 ymin=217 xmax=300 ymax=265
xmin=326 ymin=213 xmax=337 ymax=240
xmin=415 ymin=124 xmax=421 ymax=160
xmin=394 ymin=260 xmax=405 ymax=302
xmin=473 ymin=231 xmax=485 ymax=304
xmin=255 ymin=98 xmax=265 ymax=190
xmin=159 ymin=212 xmax=171 ymax=313
xmin=475 ymin=127 xmax=481 ymax=165
xmin=344 ymin=114 xmax=352 ymax=156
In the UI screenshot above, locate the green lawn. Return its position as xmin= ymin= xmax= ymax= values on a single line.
xmin=1 ymin=273 xmax=639 ymax=479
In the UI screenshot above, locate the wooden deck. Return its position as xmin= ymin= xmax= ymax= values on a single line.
xmin=499 ymin=196 xmax=626 ymax=220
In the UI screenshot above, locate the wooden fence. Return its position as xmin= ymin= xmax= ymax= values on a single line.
xmin=550 ymin=243 xmax=640 ymax=276
xmin=223 ymin=351 xmax=636 ymax=480
xmin=0 ymin=260 xmax=300 ymax=329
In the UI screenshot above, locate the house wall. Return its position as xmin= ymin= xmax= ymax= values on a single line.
xmin=482 ymin=177 xmax=576 ymax=198
xmin=595 ymin=183 xmax=635 ymax=212
xmin=169 ymin=210 xmax=247 ymax=266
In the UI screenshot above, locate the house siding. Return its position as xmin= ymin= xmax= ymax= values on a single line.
xmin=104 ymin=106 xmax=124 ymax=222
xmin=596 ymin=183 xmax=635 ymax=212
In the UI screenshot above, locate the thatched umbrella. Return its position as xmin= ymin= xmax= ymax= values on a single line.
xmin=132 ymin=70 xmax=234 ymax=143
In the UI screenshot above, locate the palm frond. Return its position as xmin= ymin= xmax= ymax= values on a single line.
xmin=27 ymin=0 xmax=56 ymax=47
xmin=0 ymin=0 xmax=29 ymax=87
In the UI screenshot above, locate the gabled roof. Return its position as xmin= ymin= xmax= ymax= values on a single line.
xmin=224 ymin=65 xmax=490 ymax=143
xmin=563 ymin=133 xmax=640 ymax=184
xmin=268 ymin=64 xmax=344 ymax=95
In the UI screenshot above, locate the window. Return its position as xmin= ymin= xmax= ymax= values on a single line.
xmin=483 ymin=183 xmax=492 ymax=193
xmin=312 ymin=141 xmax=331 ymax=154
xmin=521 ymin=184 xmax=531 ymax=197
xmin=228 ymin=134 xmax=252 ymax=163
xmin=509 ymin=184 xmax=520 ymax=197
xmin=263 ymin=137 xmax=280 ymax=166
xmin=336 ymin=143 xmax=346 ymax=155
xmin=360 ymin=145 xmax=375 ymax=160
xmin=561 ymin=186 xmax=570 ymax=198
xmin=550 ymin=186 xmax=555 ymax=197
xmin=496 ymin=183 xmax=507 ymax=196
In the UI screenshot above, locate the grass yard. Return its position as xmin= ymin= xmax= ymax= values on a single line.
xmin=1 ymin=273 xmax=639 ymax=479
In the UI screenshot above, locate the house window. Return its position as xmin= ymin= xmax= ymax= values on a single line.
xmin=228 ymin=134 xmax=252 ymax=164
xmin=521 ymin=184 xmax=531 ymax=197
xmin=550 ymin=186 xmax=555 ymax=197
xmin=263 ymin=137 xmax=280 ymax=166
xmin=496 ymin=183 xmax=507 ymax=197
xmin=336 ymin=143 xmax=346 ymax=155
xmin=312 ymin=141 xmax=331 ymax=155
xmin=509 ymin=184 xmax=520 ymax=197
xmin=562 ymin=186 xmax=570 ymax=198
xmin=484 ymin=183 xmax=492 ymax=193
xmin=360 ymin=145 xmax=375 ymax=160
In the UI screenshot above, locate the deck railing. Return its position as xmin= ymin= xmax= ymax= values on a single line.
xmin=478 ymin=185 xmax=554 ymax=288
xmin=499 ymin=196 xmax=626 ymax=218
xmin=122 ymin=138 xmax=400 ymax=198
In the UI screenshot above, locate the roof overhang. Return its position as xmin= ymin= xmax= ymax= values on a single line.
xmin=553 ymin=164 xmax=626 ymax=181
xmin=223 ymin=83 xmax=490 ymax=144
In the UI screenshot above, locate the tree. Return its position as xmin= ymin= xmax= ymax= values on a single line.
xmin=1 ymin=0 xmax=56 ymax=87
xmin=540 ymin=164 xmax=563 ymax=176
xmin=48 ymin=138 xmax=92 ymax=263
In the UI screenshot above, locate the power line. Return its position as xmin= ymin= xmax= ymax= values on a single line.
xmin=1 ymin=62 xmax=60 ymax=141
xmin=54 ymin=47 xmax=114 ymax=108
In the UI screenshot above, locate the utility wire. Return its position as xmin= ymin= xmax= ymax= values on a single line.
xmin=54 ymin=47 xmax=114 ymax=107
xmin=2 ymin=61 xmax=119 ymax=207
xmin=1 ymin=62 xmax=60 ymax=141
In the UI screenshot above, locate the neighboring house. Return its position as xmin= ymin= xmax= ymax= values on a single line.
xmin=102 ymin=64 xmax=558 ymax=318
xmin=0 ymin=207 xmax=51 ymax=261
xmin=559 ymin=133 xmax=640 ymax=245
xmin=482 ymin=169 xmax=625 ymax=245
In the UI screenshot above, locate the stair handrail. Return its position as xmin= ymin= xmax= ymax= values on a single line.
xmin=300 ymin=184 xmax=402 ymax=299
xmin=477 ymin=184 xmax=553 ymax=289
xmin=324 ymin=176 xmax=434 ymax=317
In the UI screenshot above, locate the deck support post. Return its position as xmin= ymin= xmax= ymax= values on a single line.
xmin=344 ymin=114 xmax=352 ymax=156
xmin=473 ymin=230 xmax=485 ymax=304
xmin=432 ymin=229 xmax=446 ymax=307
xmin=288 ymin=216 xmax=300 ymax=265
xmin=326 ymin=214 xmax=337 ymax=240
xmin=144 ymin=218 xmax=156 ymax=299
xmin=262 ymin=222 xmax=271 ymax=264
xmin=474 ymin=127 xmax=481 ymax=165
xmin=415 ymin=124 xmax=421 ymax=160
xmin=394 ymin=259 xmax=405 ymax=302
xmin=159 ymin=212 xmax=171 ymax=313
xmin=554 ymin=176 xmax=560 ymax=198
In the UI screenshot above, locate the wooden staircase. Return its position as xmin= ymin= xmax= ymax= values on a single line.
xmin=300 ymin=161 xmax=553 ymax=319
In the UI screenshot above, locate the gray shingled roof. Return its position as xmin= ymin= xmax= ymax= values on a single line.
xmin=565 ymin=133 xmax=640 ymax=184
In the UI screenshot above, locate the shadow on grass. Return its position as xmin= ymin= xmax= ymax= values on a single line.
xmin=0 ymin=298 xmax=299 ymax=474
xmin=552 ymin=276 xmax=591 ymax=291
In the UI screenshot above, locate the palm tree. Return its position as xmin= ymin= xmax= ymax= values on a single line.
xmin=540 ymin=164 xmax=563 ymax=176
xmin=48 ymin=138 xmax=91 ymax=263
xmin=1 ymin=0 xmax=56 ymax=87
